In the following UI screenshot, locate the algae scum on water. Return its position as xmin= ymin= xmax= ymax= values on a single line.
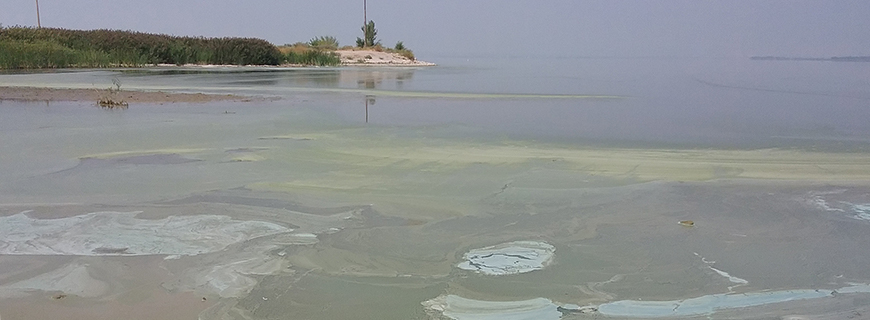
xmin=2 ymin=57 xmax=870 ymax=319
xmin=3 ymin=108 xmax=870 ymax=319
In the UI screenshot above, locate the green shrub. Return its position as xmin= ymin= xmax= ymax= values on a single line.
xmin=308 ymin=36 xmax=339 ymax=50
xmin=284 ymin=50 xmax=340 ymax=66
xmin=0 ymin=39 xmax=125 ymax=68
xmin=0 ymin=26 xmax=283 ymax=68
xmin=395 ymin=49 xmax=415 ymax=61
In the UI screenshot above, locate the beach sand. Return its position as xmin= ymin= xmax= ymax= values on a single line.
xmin=336 ymin=49 xmax=435 ymax=66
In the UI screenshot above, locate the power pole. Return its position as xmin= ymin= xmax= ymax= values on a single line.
xmin=35 ymin=0 xmax=41 ymax=28
xmin=364 ymin=0 xmax=367 ymax=25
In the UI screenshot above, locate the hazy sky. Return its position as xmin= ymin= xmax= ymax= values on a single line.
xmin=2 ymin=0 xmax=869 ymax=58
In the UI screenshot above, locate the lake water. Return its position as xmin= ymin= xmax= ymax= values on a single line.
xmin=1 ymin=57 xmax=870 ymax=320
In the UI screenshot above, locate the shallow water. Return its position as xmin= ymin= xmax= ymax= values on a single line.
xmin=1 ymin=57 xmax=870 ymax=319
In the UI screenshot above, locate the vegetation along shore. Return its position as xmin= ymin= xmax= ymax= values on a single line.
xmin=0 ymin=24 xmax=431 ymax=69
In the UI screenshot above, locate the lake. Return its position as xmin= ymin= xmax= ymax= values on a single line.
xmin=1 ymin=56 xmax=870 ymax=319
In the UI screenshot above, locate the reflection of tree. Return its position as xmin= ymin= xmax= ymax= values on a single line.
xmin=244 ymin=79 xmax=281 ymax=86
xmin=237 ymin=69 xmax=417 ymax=90
xmin=286 ymin=70 xmax=341 ymax=87
xmin=342 ymin=69 xmax=416 ymax=90
xmin=395 ymin=71 xmax=413 ymax=89
xmin=359 ymin=77 xmax=378 ymax=89
xmin=395 ymin=71 xmax=414 ymax=81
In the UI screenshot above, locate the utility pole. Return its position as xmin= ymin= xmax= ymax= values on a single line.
xmin=35 ymin=0 xmax=41 ymax=28
xmin=364 ymin=0 xmax=367 ymax=25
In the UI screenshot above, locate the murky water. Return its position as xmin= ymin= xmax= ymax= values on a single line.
xmin=1 ymin=58 xmax=870 ymax=319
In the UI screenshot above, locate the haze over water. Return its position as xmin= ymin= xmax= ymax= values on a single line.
xmin=2 ymin=56 xmax=870 ymax=319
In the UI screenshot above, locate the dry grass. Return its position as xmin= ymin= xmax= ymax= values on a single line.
xmin=277 ymin=43 xmax=311 ymax=55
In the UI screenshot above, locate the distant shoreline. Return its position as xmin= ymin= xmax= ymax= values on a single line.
xmin=750 ymin=55 xmax=870 ymax=62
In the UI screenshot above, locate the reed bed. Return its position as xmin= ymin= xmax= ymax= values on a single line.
xmin=0 ymin=26 xmax=284 ymax=68
xmin=278 ymin=43 xmax=341 ymax=66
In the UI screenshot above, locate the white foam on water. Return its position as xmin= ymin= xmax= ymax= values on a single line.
xmin=597 ymin=283 xmax=870 ymax=318
xmin=708 ymin=267 xmax=749 ymax=285
xmin=694 ymin=252 xmax=748 ymax=288
xmin=422 ymin=284 xmax=870 ymax=320
xmin=422 ymin=294 xmax=562 ymax=320
xmin=0 ymin=211 xmax=291 ymax=256
xmin=812 ymin=197 xmax=844 ymax=212
xmin=836 ymin=283 xmax=870 ymax=294
xmin=457 ymin=241 xmax=555 ymax=276
xmin=807 ymin=193 xmax=870 ymax=222
xmin=851 ymin=204 xmax=870 ymax=221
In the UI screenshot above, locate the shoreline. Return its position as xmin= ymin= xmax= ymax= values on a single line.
xmin=0 ymin=86 xmax=274 ymax=104
xmin=0 ymin=50 xmax=435 ymax=70
xmin=155 ymin=49 xmax=436 ymax=67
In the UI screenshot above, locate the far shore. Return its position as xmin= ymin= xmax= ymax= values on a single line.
xmin=0 ymin=86 xmax=272 ymax=104
xmin=0 ymin=50 xmax=434 ymax=104
xmin=0 ymin=50 xmax=435 ymax=70
xmin=145 ymin=49 xmax=434 ymax=67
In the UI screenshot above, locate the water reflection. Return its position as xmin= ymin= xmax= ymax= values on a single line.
xmin=364 ymin=94 xmax=376 ymax=123
xmin=346 ymin=69 xmax=415 ymax=90
xmin=2 ymin=58 xmax=869 ymax=150
xmin=109 ymin=67 xmax=419 ymax=91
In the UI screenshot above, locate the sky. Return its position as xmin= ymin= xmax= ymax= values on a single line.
xmin=2 ymin=0 xmax=869 ymax=58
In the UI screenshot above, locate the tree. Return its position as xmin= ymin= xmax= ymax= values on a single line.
xmin=308 ymin=36 xmax=339 ymax=50
xmin=356 ymin=20 xmax=380 ymax=48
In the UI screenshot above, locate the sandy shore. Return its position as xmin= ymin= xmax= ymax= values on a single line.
xmin=0 ymin=86 xmax=271 ymax=104
xmin=336 ymin=49 xmax=435 ymax=66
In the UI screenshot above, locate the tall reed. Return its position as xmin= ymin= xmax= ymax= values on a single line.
xmin=0 ymin=26 xmax=284 ymax=68
xmin=278 ymin=43 xmax=341 ymax=66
